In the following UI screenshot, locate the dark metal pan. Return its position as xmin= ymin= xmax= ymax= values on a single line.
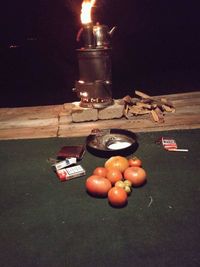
xmin=86 ymin=128 xmax=138 ymax=158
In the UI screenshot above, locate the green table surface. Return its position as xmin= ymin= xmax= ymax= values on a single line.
xmin=0 ymin=129 xmax=200 ymax=267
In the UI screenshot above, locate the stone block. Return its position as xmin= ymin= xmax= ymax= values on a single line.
xmin=71 ymin=102 xmax=98 ymax=122
xmin=98 ymin=100 xmax=124 ymax=120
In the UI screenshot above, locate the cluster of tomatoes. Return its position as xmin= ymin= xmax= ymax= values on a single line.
xmin=85 ymin=155 xmax=147 ymax=207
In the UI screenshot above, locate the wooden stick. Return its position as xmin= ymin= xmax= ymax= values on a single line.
xmin=135 ymin=90 xmax=153 ymax=99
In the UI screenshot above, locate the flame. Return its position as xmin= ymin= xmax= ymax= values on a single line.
xmin=80 ymin=0 xmax=96 ymax=24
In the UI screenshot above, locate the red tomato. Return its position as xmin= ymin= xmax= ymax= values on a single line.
xmin=86 ymin=175 xmax=112 ymax=197
xmin=128 ymin=157 xmax=142 ymax=167
xmin=106 ymin=168 xmax=123 ymax=185
xmin=124 ymin=167 xmax=147 ymax=187
xmin=105 ymin=156 xmax=129 ymax=173
xmin=93 ymin=167 xmax=107 ymax=177
xmin=108 ymin=187 xmax=128 ymax=207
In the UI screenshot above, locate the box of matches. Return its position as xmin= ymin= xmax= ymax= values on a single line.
xmin=156 ymin=137 xmax=188 ymax=152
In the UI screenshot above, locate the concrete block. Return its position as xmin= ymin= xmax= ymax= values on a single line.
xmin=71 ymin=102 xmax=98 ymax=122
xmin=98 ymin=100 xmax=124 ymax=120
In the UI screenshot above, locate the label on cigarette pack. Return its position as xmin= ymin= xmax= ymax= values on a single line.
xmin=52 ymin=157 xmax=77 ymax=171
xmin=56 ymin=165 xmax=86 ymax=181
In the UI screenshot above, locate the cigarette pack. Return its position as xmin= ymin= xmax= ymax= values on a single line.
xmin=56 ymin=165 xmax=86 ymax=181
xmin=52 ymin=157 xmax=77 ymax=171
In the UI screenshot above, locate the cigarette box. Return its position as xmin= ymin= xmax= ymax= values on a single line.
xmin=56 ymin=165 xmax=86 ymax=181
xmin=52 ymin=157 xmax=77 ymax=171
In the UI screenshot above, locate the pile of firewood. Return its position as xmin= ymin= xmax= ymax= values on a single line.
xmin=121 ymin=90 xmax=175 ymax=123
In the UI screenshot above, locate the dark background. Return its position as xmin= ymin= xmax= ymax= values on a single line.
xmin=1 ymin=0 xmax=200 ymax=107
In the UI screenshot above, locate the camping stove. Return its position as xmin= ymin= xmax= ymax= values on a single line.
xmin=74 ymin=23 xmax=116 ymax=108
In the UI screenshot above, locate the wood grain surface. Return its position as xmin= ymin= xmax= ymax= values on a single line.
xmin=0 ymin=92 xmax=199 ymax=140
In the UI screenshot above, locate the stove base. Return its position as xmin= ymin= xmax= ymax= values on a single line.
xmin=79 ymin=98 xmax=114 ymax=109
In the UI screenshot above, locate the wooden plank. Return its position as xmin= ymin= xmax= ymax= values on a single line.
xmin=0 ymin=105 xmax=63 ymax=129
xmin=0 ymin=91 xmax=200 ymax=140
xmin=0 ymin=126 xmax=58 ymax=140
xmin=0 ymin=117 xmax=58 ymax=129
xmin=153 ymin=91 xmax=200 ymax=101
xmin=58 ymin=91 xmax=200 ymax=137
xmin=58 ymin=113 xmax=200 ymax=137
xmin=0 ymin=105 xmax=63 ymax=140
xmin=171 ymin=98 xmax=200 ymax=108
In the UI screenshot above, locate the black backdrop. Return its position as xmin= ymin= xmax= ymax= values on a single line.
xmin=1 ymin=0 xmax=200 ymax=107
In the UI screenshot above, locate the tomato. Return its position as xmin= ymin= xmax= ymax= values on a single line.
xmin=128 ymin=157 xmax=142 ymax=167
xmin=86 ymin=175 xmax=112 ymax=197
xmin=115 ymin=180 xmax=125 ymax=189
xmin=106 ymin=168 xmax=123 ymax=185
xmin=108 ymin=187 xmax=128 ymax=207
xmin=124 ymin=180 xmax=132 ymax=187
xmin=105 ymin=156 xmax=129 ymax=173
xmin=124 ymin=167 xmax=147 ymax=187
xmin=124 ymin=185 xmax=132 ymax=195
xmin=93 ymin=167 xmax=107 ymax=177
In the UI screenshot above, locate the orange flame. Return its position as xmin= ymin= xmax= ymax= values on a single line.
xmin=80 ymin=0 xmax=96 ymax=24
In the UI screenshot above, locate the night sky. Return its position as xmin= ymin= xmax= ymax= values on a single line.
xmin=1 ymin=0 xmax=200 ymax=107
